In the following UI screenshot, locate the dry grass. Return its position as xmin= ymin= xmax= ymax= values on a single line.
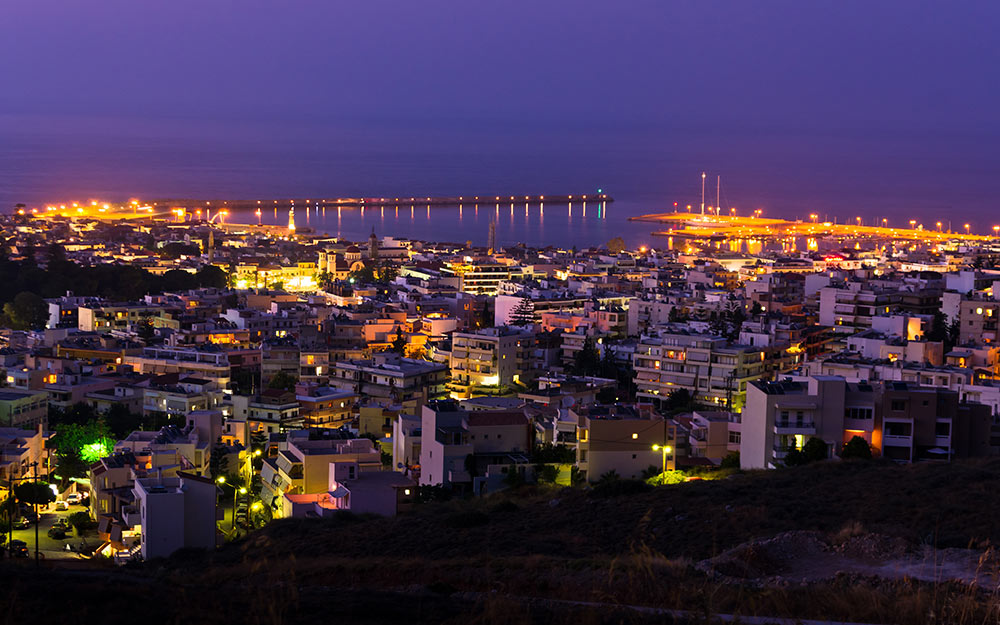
xmin=5 ymin=459 xmax=1000 ymax=623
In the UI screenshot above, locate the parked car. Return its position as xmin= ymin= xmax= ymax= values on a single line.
xmin=8 ymin=539 xmax=28 ymax=558
xmin=65 ymin=493 xmax=82 ymax=505
xmin=55 ymin=501 xmax=69 ymax=511
xmin=12 ymin=517 xmax=30 ymax=530
xmin=53 ymin=518 xmax=71 ymax=531
xmin=47 ymin=527 xmax=67 ymax=539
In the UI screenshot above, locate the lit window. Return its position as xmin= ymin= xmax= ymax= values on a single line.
xmin=632 ymin=433 xmax=638 ymax=439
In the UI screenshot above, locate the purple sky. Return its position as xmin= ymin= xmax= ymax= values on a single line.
xmin=6 ymin=1 xmax=997 ymax=131
xmin=3 ymin=1 xmax=999 ymax=223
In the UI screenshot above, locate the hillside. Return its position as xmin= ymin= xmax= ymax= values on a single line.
xmin=5 ymin=459 xmax=1000 ymax=624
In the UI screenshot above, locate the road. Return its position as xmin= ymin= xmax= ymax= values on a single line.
xmin=4 ymin=503 xmax=93 ymax=561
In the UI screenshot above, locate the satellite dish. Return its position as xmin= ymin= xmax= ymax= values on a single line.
xmin=396 ymin=462 xmax=404 ymax=469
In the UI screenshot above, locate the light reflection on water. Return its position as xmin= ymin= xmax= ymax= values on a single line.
xmin=234 ymin=200 xmax=654 ymax=248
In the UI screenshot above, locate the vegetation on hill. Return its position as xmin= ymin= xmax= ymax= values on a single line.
xmin=4 ymin=459 xmax=1000 ymax=624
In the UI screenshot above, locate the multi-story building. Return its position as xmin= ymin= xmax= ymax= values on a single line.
xmin=0 ymin=390 xmax=49 ymax=429
xmin=417 ymin=400 xmax=532 ymax=489
xmin=818 ymin=286 xmax=898 ymax=335
xmin=0 ymin=425 xmax=52 ymax=483
xmin=740 ymin=376 xmax=992 ymax=469
xmin=124 ymin=346 xmax=232 ymax=389
xmin=130 ymin=472 xmax=217 ymax=560
xmin=574 ymin=404 xmax=676 ymax=482
xmin=449 ymin=327 xmax=532 ymax=398
xmin=330 ymin=352 xmax=447 ymax=410
xmin=231 ymin=389 xmax=302 ymax=435
xmin=296 ymin=386 xmax=356 ymax=429
xmin=259 ymin=433 xmax=381 ymax=516
xmin=633 ymin=332 xmax=773 ymax=412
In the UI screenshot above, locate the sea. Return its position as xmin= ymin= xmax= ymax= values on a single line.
xmin=2 ymin=114 xmax=998 ymax=249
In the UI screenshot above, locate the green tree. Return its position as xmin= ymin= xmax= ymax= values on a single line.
xmin=841 ymin=435 xmax=873 ymax=460
xmin=606 ymin=237 xmax=626 ymax=254
xmin=802 ymin=437 xmax=829 ymax=463
xmin=1 ymin=291 xmax=47 ymax=330
xmin=750 ymin=301 xmax=764 ymax=317
xmin=267 ymin=371 xmax=298 ymax=392
xmin=507 ymin=296 xmax=535 ymax=327
xmin=55 ymin=448 xmax=88 ymax=480
xmin=14 ymin=482 xmax=55 ymax=506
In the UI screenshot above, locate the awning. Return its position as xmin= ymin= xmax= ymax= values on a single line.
xmin=329 ymin=486 xmax=349 ymax=498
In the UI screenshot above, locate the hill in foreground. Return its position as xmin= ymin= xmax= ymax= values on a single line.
xmin=5 ymin=458 xmax=1000 ymax=624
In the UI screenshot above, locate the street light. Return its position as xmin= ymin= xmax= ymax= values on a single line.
xmin=965 ymin=223 xmax=971 ymax=235
xmin=651 ymin=444 xmax=673 ymax=474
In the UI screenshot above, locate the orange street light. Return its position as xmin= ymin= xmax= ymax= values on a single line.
xmin=965 ymin=223 xmax=971 ymax=235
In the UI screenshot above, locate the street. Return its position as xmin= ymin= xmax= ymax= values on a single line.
xmin=5 ymin=503 xmax=93 ymax=561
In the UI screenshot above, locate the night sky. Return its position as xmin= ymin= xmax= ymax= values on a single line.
xmin=3 ymin=1 xmax=999 ymax=223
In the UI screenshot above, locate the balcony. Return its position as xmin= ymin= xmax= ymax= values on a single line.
xmin=448 ymin=469 xmax=472 ymax=483
xmin=883 ymin=434 xmax=912 ymax=446
xmin=773 ymin=421 xmax=816 ymax=434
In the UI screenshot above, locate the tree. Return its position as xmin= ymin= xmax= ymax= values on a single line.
xmin=14 ymin=482 xmax=55 ymax=506
xmin=535 ymin=464 xmax=559 ymax=484
xmin=664 ymin=387 xmax=694 ymax=411
xmin=105 ymin=403 xmax=141 ymax=439
xmin=2 ymin=291 xmax=47 ymax=330
xmin=55 ymin=448 xmax=88 ymax=481
xmin=196 ymin=265 xmax=228 ymax=289
xmin=137 ymin=316 xmax=156 ymax=342
xmin=841 ymin=435 xmax=873 ymax=460
xmin=720 ymin=451 xmax=740 ymax=469
xmin=391 ymin=329 xmax=406 ymax=355
xmin=507 ymin=296 xmax=535 ymax=327
xmin=802 ymin=437 xmax=829 ymax=463
xmin=572 ymin=336 xmax=602 ymax=376
xmin=606 ymin=237 xmax=626 ymax=254
xmin=267 ymin=371 xmax=298 ymax=392
xmin=209 ymin=440 xmax=230 ymax=479
xmin=948 ymin=318 xmax=961 ymax=350
xmin=750 ymin=301 xmax=764 ymax=317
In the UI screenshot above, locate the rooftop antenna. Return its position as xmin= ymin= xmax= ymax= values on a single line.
xmin=701 ymin=172 xmax=706 ymax=216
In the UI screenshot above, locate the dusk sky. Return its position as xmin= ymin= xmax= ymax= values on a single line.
xmin=3 ymin=1 xmax=999 ymax=221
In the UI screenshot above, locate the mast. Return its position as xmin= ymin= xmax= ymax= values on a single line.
xmin=701 ymin=172 xmax=706 ymax=216
xmin=716 ymin=175 xmax=721 ymax=216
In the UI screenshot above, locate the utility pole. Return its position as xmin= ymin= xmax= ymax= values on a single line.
xmin=32 ymin=462 xmax=39 ymax=567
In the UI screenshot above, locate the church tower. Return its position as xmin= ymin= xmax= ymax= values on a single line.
xmin=369 ymin=227 xmax=379 ymax=260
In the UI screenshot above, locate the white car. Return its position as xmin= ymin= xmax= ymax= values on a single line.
xmin=65 ymin=493 xmax=82 ymax=505
xmin=55 ymin=501 xmax=69 ymax=511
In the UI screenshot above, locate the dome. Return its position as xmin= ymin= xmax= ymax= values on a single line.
xmin=345 ymin=245 xmax=360 ymax=254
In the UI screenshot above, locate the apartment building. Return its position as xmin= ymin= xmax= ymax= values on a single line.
xmin=0 ymin=390 xmax=49 ymax=428
xmin=0 ymin=425 xmax=51 ymax=483
xmin=633 ymin=331 xmax=772 ymax=412
xmin=574 ymin=404 xmax=676 ymax=481
xmin=449 ymin=327 xmax=531 ymax=398
xmin=818 ymin=286 xmax=898 ymax=335
xmin=740 ymin=376 xmax=991 ymax=469
xmin=130 ymin=472 xmax=217 ymax=560
xmin=260 ymin=433 xmax=381 ymax=516
xmin=417 ymin=400 xmax=532 ymax=488
xmin=330 ymin=352 xmax=448 ymax=410
xmin=231 ymin=389 xmax=302 ymax=434
xmin=296 ymin=386 xmax=356 ymax=429
xmin=124 ymin=346 xmax=232 ymax=389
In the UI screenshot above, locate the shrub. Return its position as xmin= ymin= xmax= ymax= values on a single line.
xmin=535 ymin=464 xmax=559 ymax=484
xmin=841 ymin=435 xmax=873 ymax=460
xmin=720 ymin=451 xmax=740 ymax=469
xmin=445 ymin=510 xmax=489 ymax=528
xmin=68 ymin=510 xmax=97 ymax=534
xmin=590 ymin=479 xmax=652 ymax=499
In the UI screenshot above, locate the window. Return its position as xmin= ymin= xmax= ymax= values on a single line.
xmin=935 ymin=421 xmax=951 ymax=436
xmin=729 ymin=431 xmax=741 ymax=444
xmin=891 ymin=400 xmax=906 ymax=411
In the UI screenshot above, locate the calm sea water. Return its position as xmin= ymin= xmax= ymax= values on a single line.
xmin=3 ymin=114 xmax=998 ymax=247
